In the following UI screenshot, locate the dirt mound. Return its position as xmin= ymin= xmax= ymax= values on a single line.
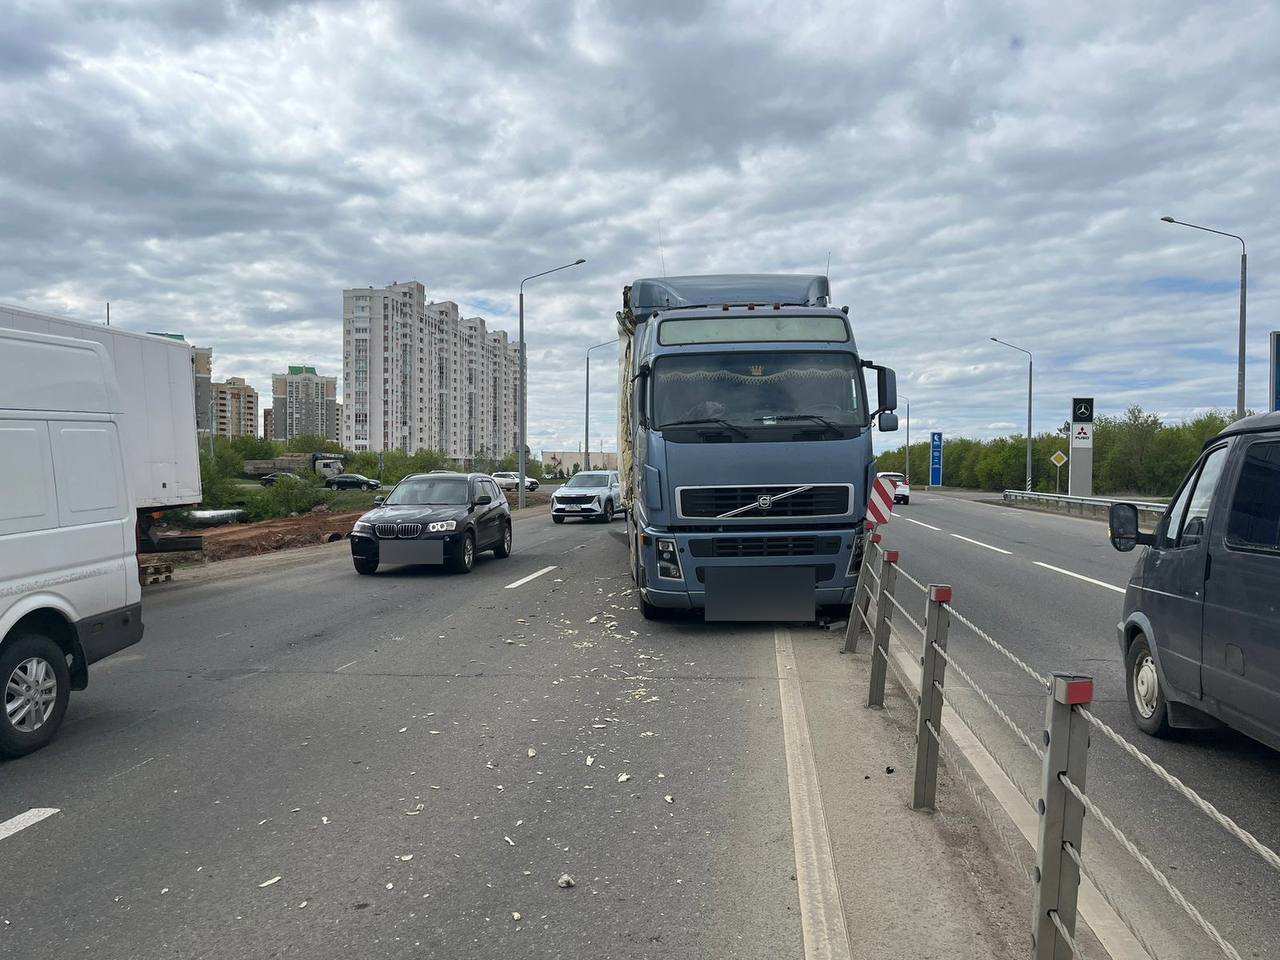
xmin=190 ymin=511 xmax=364 ymax=562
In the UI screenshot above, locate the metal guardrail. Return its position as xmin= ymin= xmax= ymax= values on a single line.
xmin=841 ymin=530 xmax=1280 ymax=960
xmin=1002 ymin=490 xmax=1167 ymax=513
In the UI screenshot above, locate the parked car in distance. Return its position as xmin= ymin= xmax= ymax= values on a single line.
xmin=879 ymin=471 xmax=910 ymax=505
xmin=349 ymin=473 xmax=511 ymax=575
xmin=1 ymin=328 xmax=144 ymax=758
xmin=259 ymin=471 xmax=302 ymax=486
xmin=1109 ymin=410 xmax=1280 ymax=750
xmin=326 ymin=473 xmax=381 ymax=491
xmin=492 ymin=471 xmax=539 ymax=491
xmin=551 ymin=471 xmax=622 ymax=523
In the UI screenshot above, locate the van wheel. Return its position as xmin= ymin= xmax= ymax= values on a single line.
xmin=0 ymin=633 xmax=71 ymax=759
xmin=1126 ymin=633 xmax=1171 ymax=738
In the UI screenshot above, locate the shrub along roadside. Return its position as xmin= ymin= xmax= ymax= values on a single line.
xmin=875 ymin=405 xmax=1238 ymax=498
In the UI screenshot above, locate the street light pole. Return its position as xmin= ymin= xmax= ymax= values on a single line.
xmin=208 ymin=399 xmax=216 ymax=456
xmin=585 ymin=338 xmax=619 ymax=473
xmin=518 ymin=258 xmax=587 ymax=508
xmin=990 ymin=337 xmax=1033 ymax=491
xmin=1161 ymin=217 xmax=1247 ymax=420
xmin=900 ymin=395 xmax=910 ymax=483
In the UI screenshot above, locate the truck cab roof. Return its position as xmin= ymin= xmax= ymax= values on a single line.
xmin=627 ymin=274 xmax=831 ymax=315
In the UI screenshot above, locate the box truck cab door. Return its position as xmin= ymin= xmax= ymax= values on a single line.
xmin=1202 ymin=437 xmax=1280 ymax=738
xmin=1143 ymin=444 xmax=1229 ymax=699
xmin=47 ymin=420 xmax=133 ymax=615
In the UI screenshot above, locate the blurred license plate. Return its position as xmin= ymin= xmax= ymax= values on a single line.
xmin=379 ymin=539 xmax=444 ymax=565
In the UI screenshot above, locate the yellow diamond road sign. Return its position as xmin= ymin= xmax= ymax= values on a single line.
xmin=1050 ymin=450 xmax=1068 ymax=467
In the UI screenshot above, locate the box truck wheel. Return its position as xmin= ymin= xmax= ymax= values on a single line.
xmin=0 ymin=632 xmax=71 ymax=759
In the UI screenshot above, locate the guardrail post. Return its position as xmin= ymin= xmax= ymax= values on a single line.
xmin=1032 ymin=674 xmax=1093 ymax=960
xmin=842 ymin=526 xmax=881 ymax=654
xmin=912 ymin=584 xmax=952 ymax=811
xmin=865 ymin=551 xmax=899 ymax=708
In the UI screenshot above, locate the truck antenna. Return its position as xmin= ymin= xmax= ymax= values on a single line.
xmin=658 ymin=221 xmax=668 ymax=277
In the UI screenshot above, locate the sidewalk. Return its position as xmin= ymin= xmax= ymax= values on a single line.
xmin=790 ymin=625 xmax=1028 ymax=959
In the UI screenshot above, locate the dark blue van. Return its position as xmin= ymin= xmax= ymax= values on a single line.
xmin=1109 ymin=411 xmax=1280 ymax=748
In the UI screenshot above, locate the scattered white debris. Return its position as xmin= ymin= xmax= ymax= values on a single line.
xmin=504 ymin=836 xmax=515 ymax=846
xmin=399 ymin=727 xmax=408 ymax=733
xmin=396 ymin=854 xmax=414 ymax=861
xmin=321 ymin=816 xmax=331 ymax=825
xmin=429 ymin=730 xmax=441 ymax=735
xmin=640 ymin=731 xmax=655 ymax=738
xmin=617 ymin=773 xmax=631 ymax=783
xmin=160 ymin=887 xmax=169 ymax=895
xmin=512 ymin=911 xmax=522 ymax=921
xmin=386 ymin=882 xmax=394 ymax=890
xmin=557 ymin=874 xmax=576 ymax=888
xmin=585 ymin=756 xmax=594 ymax=766
xmin=299 ymin=901 xmax=308 ymax=909
xmin=258 ymin=876 xmax=282 ymax=888
xmin=657 ymin=772 xmax=666 ymax=779
xmin=527 ymin=748 xmax=537 ymax=758
xmin=664 ymin=795 xmax=674 ymax=804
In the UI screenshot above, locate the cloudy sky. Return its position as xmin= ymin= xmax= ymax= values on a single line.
xmin=3 ymin=0 xmax=1279 ymax=453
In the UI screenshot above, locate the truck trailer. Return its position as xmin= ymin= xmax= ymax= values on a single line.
xmin=616 ymin=275 xmax=899 ymax=622
xmin=0 ymin=304 xmax=203 ymax=550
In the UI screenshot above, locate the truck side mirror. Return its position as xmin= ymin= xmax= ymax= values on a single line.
xmin=1109 ymin=503 xmax=1153 ymax=551
xmin=876 ymin=366 xmax=897 ymax=413
xmin=877 ymin=411 xmax=899 ymax=432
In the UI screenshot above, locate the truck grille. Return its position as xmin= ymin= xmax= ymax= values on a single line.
xmin=375 ymin=522 xmax=421 ymax=539
xmin=688 ymin=536 xmax=842 ymax=558
xmin=678 ymin=484 xmax=850 ymax=519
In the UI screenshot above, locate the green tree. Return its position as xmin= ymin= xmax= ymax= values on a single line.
xmin=285 ymin=434 xmax=344 ymax=455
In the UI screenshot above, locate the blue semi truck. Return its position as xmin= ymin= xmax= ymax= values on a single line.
xmin=616 ymin=274 xmax=899 ymax=622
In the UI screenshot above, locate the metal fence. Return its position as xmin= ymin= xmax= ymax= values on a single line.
xmin=842 ymin=531 xmax=1280 ymax=960
xmin=1001 ymin=490 xmax=1167 ymax=526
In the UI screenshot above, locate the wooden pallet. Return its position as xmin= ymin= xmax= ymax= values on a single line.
xmin=140 ymin=563 xmax=173 ymax=586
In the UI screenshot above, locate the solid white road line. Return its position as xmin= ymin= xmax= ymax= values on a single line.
xmin=899 ymin=516 xmax=942 ymax=531
xmin=1034 ymin=561 xmax=1126 ymax=594
xmin=0 ymin=807 xmax=59 ymax=842
xmin=773 ymin=628 xmax=853 ymax=960
xmin=948 ymin=533 xmax=1013 ymax=555
xmin=335 ymin=659 xmax=361 ymax=672
xmin=504 ymin=565 xmax=558 ymax=590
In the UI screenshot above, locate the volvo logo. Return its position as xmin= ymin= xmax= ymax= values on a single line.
xmin=756 ymin=495 xmax=773 ymax=511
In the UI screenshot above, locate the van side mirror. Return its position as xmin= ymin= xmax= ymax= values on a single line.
xmin=1109 ymin=503 xmax=1153 ymax=552
xmin=877 ymin=411 xmax=899 ymax=432
xmin=373 ymin=495 xmax=385 ymax=505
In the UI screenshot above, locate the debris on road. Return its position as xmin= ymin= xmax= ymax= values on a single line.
xmin=617 ymin=773 xmax=631 ymax=783
xmin=585 ymin=756 xmax=594 ymax=766
xmin=258 ymin=876 xmax=282 ymax=888
xmin=504 ymin=836 xmax=515 ymax=846
xmin=663 ymin=795 xmax=674 ymax=804
xmin=557 ymin=874 xmax=575 ymax=888
xmin=527 ymin=748 xmax=537 ymax=758
xmin=512 ymin=911 xmax=522 ymax=921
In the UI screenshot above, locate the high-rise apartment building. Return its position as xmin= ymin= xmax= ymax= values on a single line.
xmin=262 ymin=407 xmax=274 ymax=441
xmin=212 ymin=377 xmax=258 ymax=438
xmin=342 ymin=281 xmax=521 ymax=459
xmin=271 ymin=365 xmax=338 ymax=443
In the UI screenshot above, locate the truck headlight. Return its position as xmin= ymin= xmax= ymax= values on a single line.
xmin=353 ymin=521 xmax=373 ymax=534
xmin=656 ymin=538 xmax=682 ymax=580
xmin=428 ymin=520 xmax=457 ymax=532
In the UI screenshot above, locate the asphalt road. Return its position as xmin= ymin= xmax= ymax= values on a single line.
xmin=0 ymin=512 xmax=807 ymax=960
xmin=879 ymin=491 xmax=1280 ymax=960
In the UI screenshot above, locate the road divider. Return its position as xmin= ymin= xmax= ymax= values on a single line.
xmin=842 ymin=532 xmax=1279 ymax=960
xmin=504 ymin=565 xmax=558 ymax=589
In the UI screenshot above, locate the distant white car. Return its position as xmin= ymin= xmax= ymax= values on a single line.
xmin=879 ymin=471 xmax=910 ymax=505
xmin=492 ymin=472 xmax=539 ymax=492
xmin=551 ymin=471 xmax=623 ymax=523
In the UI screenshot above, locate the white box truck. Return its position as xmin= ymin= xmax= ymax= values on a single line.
xmin=0 ymin=304 xmax=202 ymax=549
xmin=1 ymin=327 xmax=144 ymax=757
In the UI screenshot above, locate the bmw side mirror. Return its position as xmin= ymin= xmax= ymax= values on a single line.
xmin=373 ymin=495 xmax=385 ymax=505
xmin=1109 ymin=503 xmax=1153 ymax=551
xmin=877 ymin=411 xmax=899 ymax=432
xmin=474 ymin=493 xmax=493 ymax=506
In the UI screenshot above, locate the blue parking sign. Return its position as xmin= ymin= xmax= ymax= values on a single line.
xmin=930 ymin=432 xmax=943 ymax=486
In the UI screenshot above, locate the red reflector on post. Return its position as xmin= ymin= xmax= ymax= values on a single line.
xmin=929 ymin=585 xmax=952 ymax=604
xmin=1065 ymin=678 xmax=1094 ymax=705
xmin=883 ymin=550 xmax=899 ymax=564
xmin=870 ymin=533 xmax=882 ymax=544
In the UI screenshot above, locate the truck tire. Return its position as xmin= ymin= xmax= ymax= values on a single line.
xmin=0 ymin=632 xmax=71 ymax=759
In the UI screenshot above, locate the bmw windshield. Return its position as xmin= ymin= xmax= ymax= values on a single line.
xmin=652 ymin=351 xmax=867 ymax=441
xmin=385 ymin=477 xmax=469 ymax=505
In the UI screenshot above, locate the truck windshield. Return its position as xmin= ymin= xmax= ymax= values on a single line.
xmin=652 ymin=351 xmax=866 ymax=438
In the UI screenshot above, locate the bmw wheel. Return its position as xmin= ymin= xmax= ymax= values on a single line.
xmin=493 ymin=522 xmax=512 ymax=558
xmin=448 ymin=531 xmax=476 ymax=574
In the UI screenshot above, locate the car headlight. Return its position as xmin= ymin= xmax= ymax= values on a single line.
xmin=428 ymin=519 xmax=457 ymax=532
xmin=353 ymin=521 xmax=373 ymax=534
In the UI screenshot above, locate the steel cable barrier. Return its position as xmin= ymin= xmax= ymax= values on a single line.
xmin=840 ymin=527 xmax=1280 ymax=960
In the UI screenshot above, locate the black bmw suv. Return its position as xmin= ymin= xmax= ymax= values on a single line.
xmin=349 ymin=473 xmax=512 ymax=575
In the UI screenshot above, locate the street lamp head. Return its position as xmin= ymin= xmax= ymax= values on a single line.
xmin=1160 ymin=216 xmax=1176 ymax=223
xmin=574 ymin=258 xmax=587 ymax=265
xmin=989 ymin=336 xmax=999 ymax=342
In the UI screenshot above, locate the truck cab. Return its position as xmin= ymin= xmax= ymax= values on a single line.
xmin=618 ymin=275 xmax=898 ymax=621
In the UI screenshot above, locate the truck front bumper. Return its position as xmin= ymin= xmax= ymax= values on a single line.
xmin=637 ymin=526 xmax=864 ymax=612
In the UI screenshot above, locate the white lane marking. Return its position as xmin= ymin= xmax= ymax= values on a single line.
xmin=0 ymin=807 xmax=59 ymax=842
xmin=1034 ymin=561 xmax=1126 ymax=594
xmin=948 ymin=533 xmax=1013 ymax=555
xmin=774 ymin=628 xmax=853 ymax=960
xmin=504 ymin=565 xmax=558 ymax=590
xmin=900 ymin=516 xmax=942 ymax=531
xmin=335 ymin=659 xmax=360 ymax=672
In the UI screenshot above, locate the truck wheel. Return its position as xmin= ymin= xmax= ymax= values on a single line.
xmin=353 ymin=556 xmax=378 ymax=575
xmin=1126 ymin=633 xmax=1171 ymax=738
xmin=0 ymin=632 xmax=71 ymax=759
xmin=448 ymin=532 xmax=476 ymax=574
xmin=493 ymin=522 xmax=512 ymax=558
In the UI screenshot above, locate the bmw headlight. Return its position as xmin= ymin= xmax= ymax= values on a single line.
xmin=428 ymin=519 xmax=457 ymax=532
xmin=353 ymin=521 xmax=373 ymax=534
